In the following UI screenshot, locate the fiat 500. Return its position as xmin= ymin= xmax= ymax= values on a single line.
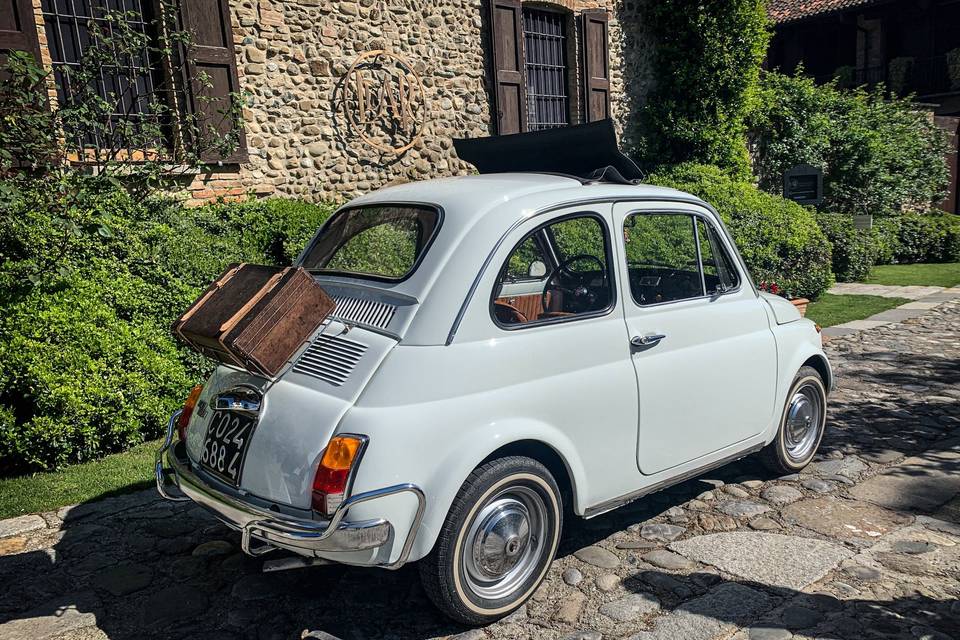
xmin=157 ymin=172 xmax=831 ymax=624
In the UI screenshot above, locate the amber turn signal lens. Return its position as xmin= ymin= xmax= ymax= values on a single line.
xmin=319 ymin=436 xmax=363 ymax=471
xmin=176 ymin=384 xmax=204 ymax=441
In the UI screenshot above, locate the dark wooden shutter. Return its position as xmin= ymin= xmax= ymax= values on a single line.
xmin=581 ymin=10 xmax=610 ymax=123
xmin=180 ymin=0 xmax=247 ymax=162
xmin=0 ymin=0 xmax=40 ymax=64
xmin=489 ymin=0 xmax=526 ymax=135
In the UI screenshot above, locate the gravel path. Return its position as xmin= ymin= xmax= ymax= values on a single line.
xmin=1 ymin=301 xmax=958 ymax=640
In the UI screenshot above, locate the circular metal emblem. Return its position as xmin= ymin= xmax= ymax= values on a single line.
xmin=343 ymin=50 xmax=426 ymax=156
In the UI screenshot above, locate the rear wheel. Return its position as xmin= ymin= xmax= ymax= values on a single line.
xmin=419 ymin=456 xmax=562 ymax=625
xmin=759 ymin=365 xmax=827 ymax=474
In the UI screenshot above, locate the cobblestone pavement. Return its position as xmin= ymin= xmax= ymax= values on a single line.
xmin=1 ymin=302 xmax=959 ymax=640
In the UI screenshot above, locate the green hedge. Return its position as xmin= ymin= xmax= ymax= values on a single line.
xmin=648 ymin=164 xmax=834 ymax=300
xmin=873 ymin=212 xmax=960 ymax=265
xmin=815 ymin=213 xmax=878 ymax=282
xmin=0 ymin=179 xmax=335 ymax=474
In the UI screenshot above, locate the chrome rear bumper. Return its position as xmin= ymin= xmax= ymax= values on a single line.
xmin=156 ymin=411 xmax=425 ymax=568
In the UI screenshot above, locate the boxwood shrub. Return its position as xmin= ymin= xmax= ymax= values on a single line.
xmin=872 ymin=212 xmax=960 ymax=265
xmin=648 ymin=163 xmax=834 ymax=300
xmin=0 ymin=180 xmax=336 ymax=474
xmin=815 ymin=213 xmax=878 ymax=282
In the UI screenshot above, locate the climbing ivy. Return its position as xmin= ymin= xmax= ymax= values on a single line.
xmin=636 ymin=0 xmax=770 ymax=178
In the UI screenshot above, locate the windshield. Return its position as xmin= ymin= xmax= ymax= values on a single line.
xmin=301 ymin=205 xmax=441 ymax=281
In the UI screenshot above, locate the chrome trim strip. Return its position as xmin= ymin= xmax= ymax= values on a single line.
xmin=583 ymin=443 xmax=765 ymax=518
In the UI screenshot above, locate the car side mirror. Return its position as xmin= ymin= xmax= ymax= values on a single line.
xmin=528 ymin=260 xmax=547 ymax=278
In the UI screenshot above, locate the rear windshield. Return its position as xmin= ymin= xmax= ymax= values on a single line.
xmin=301 ymin=205 xmax=441 ymax=281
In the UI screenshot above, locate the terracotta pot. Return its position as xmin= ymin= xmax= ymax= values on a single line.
xmin=790 ymin=297 xmax=810 ymax=317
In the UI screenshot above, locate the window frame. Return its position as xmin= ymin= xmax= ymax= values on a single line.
xmin=489 ymin=210 xmax=617 ymax=331
xmin=622 ymin=209 xmax=744 ymax=309
xmin=299 ymin=202 xmax=445 ymax=285
xmin=40 ymin=0 xmax=173 ymax=153
xmin=521 ymin=4 xmax=572 ymax=131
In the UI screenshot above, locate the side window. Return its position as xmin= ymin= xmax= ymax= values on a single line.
xmin=492 ymin=214 xmax=613 ymax=326
xmin=623 ymin=213 xmax=703 ymax=305
xmin=696 ymin=219 xmax=741 ymax=295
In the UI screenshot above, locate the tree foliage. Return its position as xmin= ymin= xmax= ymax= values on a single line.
xmin=748 ymin=70 xmax=950 ymax=216
xmin=637 ymin=0 xmax=770 ymax=177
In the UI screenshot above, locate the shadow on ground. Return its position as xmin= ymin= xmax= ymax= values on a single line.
xmin=0 ymin=345 xmax=957 ymax=638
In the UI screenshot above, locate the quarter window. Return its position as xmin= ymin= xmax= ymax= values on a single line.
xmin=493 ymin=214 xmax=613 ymax=326
xmin=696 ymin=219 xmax=740 ymax=295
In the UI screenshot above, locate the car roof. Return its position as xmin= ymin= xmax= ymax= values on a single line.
xmin=321 ymin=174 xmax=709 ymax=345
xmin=348 ymin=173 xmax=695 ymax=221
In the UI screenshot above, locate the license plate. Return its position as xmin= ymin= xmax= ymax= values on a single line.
xmin=199 ymin=410 xmax=257 ymax=486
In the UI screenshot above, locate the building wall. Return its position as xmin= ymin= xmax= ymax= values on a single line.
xmin=25 ymin=0 xmax=656 ymax=206
xmin=187 ymin=0 xmax=656 ymax=205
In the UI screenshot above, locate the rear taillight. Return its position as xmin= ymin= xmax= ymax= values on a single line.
xmin=311 ymin=435 xmax=366 ymax=515
xmin=176 ymin=384 xmax=204 ymax=441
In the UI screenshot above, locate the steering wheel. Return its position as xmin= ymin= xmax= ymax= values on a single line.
xmin=542 ymin=254 xmax=607 ymax=315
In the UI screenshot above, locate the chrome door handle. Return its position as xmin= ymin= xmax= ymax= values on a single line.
xmin=631 ymin=333 xmax=667 ymax=347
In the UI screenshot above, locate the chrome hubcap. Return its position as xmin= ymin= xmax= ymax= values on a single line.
xmin=784 ymin=383 xmax=823 ymax=461
xmin=463 ymin=486 xmax=547 ymax=600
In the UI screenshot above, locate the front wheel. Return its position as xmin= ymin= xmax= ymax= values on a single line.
xmin=759 ymin=365 xmax=828 ymax=474
xmin=419 ymin=456 xmax=562 ymax=625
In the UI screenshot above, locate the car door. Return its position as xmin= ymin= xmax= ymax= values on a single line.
xmin=613 ymin=202 xmax=778 ymax=475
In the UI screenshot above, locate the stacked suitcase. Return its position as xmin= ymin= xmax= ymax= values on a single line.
xmin=172 ymin=263 xmax=336 ymax=378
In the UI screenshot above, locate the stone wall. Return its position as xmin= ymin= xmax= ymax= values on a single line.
xmin=26 ymin=0 xmax=656 ymax=205
xmin=186 ymin=0 xmax=657 ymax=206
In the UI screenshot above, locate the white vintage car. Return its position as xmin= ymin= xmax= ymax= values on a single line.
xmin=157 ymin=167 xmax=831 ymax=624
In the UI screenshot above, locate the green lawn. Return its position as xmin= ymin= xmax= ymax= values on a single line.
xmin=0 ymin=439 xmax=161 ymax=519
xmin=806 ymin=293 xmax=910 ymax=328
xmin=866 ymin=263 xmax=960 ymax=288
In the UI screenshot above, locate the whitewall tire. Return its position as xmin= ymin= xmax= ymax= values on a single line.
xmin=759 ymin=365 xmax=828 ymax=474
xmin=419 ymin=456 xmax=562 ymax=625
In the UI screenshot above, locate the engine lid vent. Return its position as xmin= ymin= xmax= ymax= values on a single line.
xmin=331 ymin=295 xmax=397 ymax=330
xmin=292 ymin=334 xmax=368 ymax=386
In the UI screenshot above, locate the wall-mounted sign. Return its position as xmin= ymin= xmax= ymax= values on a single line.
xmin=783 ymin=164 xmax=823 ymax=206
xmin=342 ymin=50 xmax=426 ymax=156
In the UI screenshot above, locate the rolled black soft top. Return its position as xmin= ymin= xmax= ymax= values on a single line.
xmin=453 ymin=119 xmax=643 ymax=185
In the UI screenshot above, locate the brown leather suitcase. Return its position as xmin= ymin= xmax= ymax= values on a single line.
xmin=173 ymin=263 xmax=336 ymax=378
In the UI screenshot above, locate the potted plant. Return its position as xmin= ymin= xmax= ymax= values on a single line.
xmin=759 ymin=281 xmax=809 ymax=317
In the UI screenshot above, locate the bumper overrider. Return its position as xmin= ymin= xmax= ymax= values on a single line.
xmin=155 ymin=411 xmax=425 ymax=569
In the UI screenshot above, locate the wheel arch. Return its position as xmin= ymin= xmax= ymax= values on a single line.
xmin=478 ymin=439 xmax=577 ymax=514
xmin=801 ymin=353 xmax=833 ymax=393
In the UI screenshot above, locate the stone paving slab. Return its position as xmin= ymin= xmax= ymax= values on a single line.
xmin=849 ymin=441 xmax=960 ymax=514
xmin=669 ymin=532 xmax=853 ymax=590
xmin=827 ymin=283 xmax=947 ymax=299
xmin=0 ymin=302 xmax=957 ymax=640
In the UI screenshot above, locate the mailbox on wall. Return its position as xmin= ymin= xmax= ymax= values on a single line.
xmin=783 ymin=164 xmax=824 ymax=206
